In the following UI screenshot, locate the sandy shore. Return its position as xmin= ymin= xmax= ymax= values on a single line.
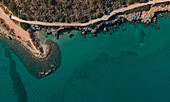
xmin=0 ymin=5 xmax=49 ymax=59
xmin=0 ymin=34 xmax=61 ymax=78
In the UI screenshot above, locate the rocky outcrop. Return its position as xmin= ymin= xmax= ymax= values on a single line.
xmin=121 ymin=11 xmax=142 ymax=21
xmin=28 ymin=5 xmax=170 ymax=39
xmin=120 ymin=6 xmax=170 ymax=23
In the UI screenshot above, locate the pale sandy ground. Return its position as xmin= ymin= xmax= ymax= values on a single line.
xmin=0 ymin=7 xmax=43 ymax=57
xmin=11 ymin=0 xmax=170 ymax=27
xmin=142 ymin=4 xmax=170 ymax=14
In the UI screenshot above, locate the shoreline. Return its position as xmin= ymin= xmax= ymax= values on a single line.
xmin=0 ymin=2 xmax=169 ymax=78
xmin=0 ymin=2 xmax=169 ymax=45
xmin=0 ymin=5 xmax=50 ymax=60
xmin=0 ymin=11 xmax=168 ymax=78
xmin=0 ymin=34 xmax=62 ymax=78
xmin=32 ymin=4 xmax=169 ymax=38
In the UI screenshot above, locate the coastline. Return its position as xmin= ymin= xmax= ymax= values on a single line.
xmin=0 ymin=34 xmax=61 ymax=78
xmin=28 ymin=4 xmax=170 ymax=37
xmin=0 ymin=1 xmax=169 ymax=78
xmin=0 ymin=10 xmax=168 ymax=78
xmin=0 ymin=5 xmax=50 ymax=59
xmin=1 ymin=13 xmax=170 ymax=102
xmin=0 ymin=5 xmax=62 ymax=78
xmin=0 ymin=1 xmax=169 ymax=45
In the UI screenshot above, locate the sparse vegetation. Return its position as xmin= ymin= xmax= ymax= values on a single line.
xmin=0 ymin=17 xmax=16 ymax=36
xmin=124 ymin=4 xmax=151 ymax=14
xmin=20 ymin=22 xmax=30 ymax=31
xmin=153 ymin=1 xmax=170 ymax=7
xmin=0 ymin=0 xmax=167 ymax=23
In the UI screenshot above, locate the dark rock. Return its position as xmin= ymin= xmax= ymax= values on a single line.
xmin=8 ymin=36 xmax=12 ymax=40
xmin=92 ymin=33 xmax=96 ymax=37
xmin=156 ymin=26 xmax=160 ymax=30
xmin=68 ymin=34 xmax=74 ymax=38
xmin=55 ymin=34 xmax=59 ymax=39
xmin=123 ymin=28 xmax=127 ymax=32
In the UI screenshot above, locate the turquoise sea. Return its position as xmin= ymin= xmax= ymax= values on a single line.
xmin=0 ymin=14 xmax=170 ymax=102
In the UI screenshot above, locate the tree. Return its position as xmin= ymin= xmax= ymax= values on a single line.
xmin=2 ymin=0 xmax=9 ymax=6
xmin=48 ymin=0 xmax=53 ymax=5
xmin=20 ymin=22 xmax=30 ymax=31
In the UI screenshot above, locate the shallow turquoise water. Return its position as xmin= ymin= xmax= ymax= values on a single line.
xmin=0 ymin=15 xmax=170 ymax=102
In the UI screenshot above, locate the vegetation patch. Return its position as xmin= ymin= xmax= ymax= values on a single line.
xmin=124 ymin=4 xmax=151 ymax=14
xmin=20 ymin=22 xmax=30 ymax=31
xmin=0 ymin=0 xmax=157 ymax=23
xmin=153 ymin=1 xmax=170 ymax=7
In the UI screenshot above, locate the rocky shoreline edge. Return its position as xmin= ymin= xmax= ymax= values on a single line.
xmin=0 ymin=2 xmax=169 ymax=60
xmin=0 ymin=4 xmax=51 ymax=60
xmin=0 ymin=2 xmax=169 ymax=78
xmin=0 ymin=31 xmax=50 ymax=61
xmin=28 ymin=4 xmax=169 ymax=38
xmin=0 ymin=10 xmax=62 ymax=78
xmin=0 ymin=32 xmax=62 ymax=78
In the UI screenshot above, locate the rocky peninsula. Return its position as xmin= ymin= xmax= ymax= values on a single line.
xmin=0 ymin=4 xmax=53 ymax=59
xmin=0 ymin=4 xmax=61 ymax=78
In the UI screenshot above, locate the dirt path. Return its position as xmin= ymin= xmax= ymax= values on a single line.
xmin=0 ymin=8 xmax=42 ymax=56
xmin=10 ymin=0 xmax=170 ymax=27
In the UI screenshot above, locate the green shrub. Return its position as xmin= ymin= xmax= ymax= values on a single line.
xmin=20 ymin=22 xmax=30 ymax=31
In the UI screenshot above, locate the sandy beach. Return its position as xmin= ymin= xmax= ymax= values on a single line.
xmin=0 ymin=5 xmax=48 ymax=58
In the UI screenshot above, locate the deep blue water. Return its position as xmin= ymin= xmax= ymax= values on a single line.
xmin=0 ymin=14 xmax=170 ymax=102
